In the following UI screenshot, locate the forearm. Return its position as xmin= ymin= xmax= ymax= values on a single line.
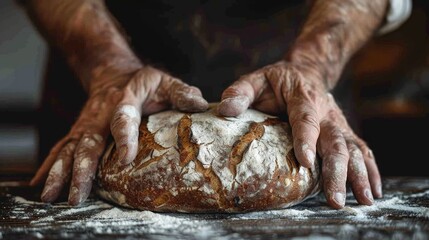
xmin=26 ymin=0 xmax=142 ymax=93
xmin=288 ymin=0 xmax=389 ymax=89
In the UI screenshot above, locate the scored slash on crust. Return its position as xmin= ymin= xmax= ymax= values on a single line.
xmin=177 ymin=114 xmax=228 ymax=208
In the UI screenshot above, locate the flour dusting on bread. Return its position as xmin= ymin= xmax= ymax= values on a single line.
xmin=97 ymin=104 xmax=321 ymax=213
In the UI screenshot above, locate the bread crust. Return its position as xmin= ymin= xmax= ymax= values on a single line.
xmin=96 ymin=105 xmax=321 ymax=213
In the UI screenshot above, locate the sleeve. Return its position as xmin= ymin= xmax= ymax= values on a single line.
xmin=378 ymin=0 xmax=412 ymax=35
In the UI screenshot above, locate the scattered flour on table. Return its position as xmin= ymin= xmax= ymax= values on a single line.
xmin=85 ymin=207 xmax=217 ymax=235
xmin=70 ymin=207 xmax=229 ymax=237
xmin=291 ymin=235 xmax=336 ymax=240
xmin=10 ymin=192 xmax=429 ymax=226
xmin=12 ymin=196 xmax=46 ymax=205
xmin=231 ymin=194 xmax=429 ymax=221
xmin=2 ymin=181 xmax=429 ymax=239
xmin=28 ymin=200 xmax=111 ymax=224
xmin=408 ymin=189 xmax=429 ymax=198
xmin=232 ymin=208 xmax=316 ymax=220
xmin=6 ymin=189 xmax=428 ymax=236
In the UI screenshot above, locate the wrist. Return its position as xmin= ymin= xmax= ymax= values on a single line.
xmin=83 ymin=58 xmax=143 ymax=95
xmin=28 ymin=0 xmax=144 ymax=94
xmin=286 ymin=0 xmax=389 ymax=90
xmin=286 ymin=38 xmax=344 ymax=91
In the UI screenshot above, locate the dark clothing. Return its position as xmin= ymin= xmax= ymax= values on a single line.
xmin=104 ymin=0 xmax=305 ymax=101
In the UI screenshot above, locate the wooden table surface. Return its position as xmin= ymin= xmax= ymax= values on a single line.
xmin=0 ymin=176 xmax=428 ymax=240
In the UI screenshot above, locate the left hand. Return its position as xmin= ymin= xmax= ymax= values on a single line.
xmin=218 ymin=60 xmax=382 ymax=209
xmin=30 ymin=66 xmax=208 ymax=205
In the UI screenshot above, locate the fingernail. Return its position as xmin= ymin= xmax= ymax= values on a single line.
xmin=368 ymin=149 xmax=374 ymax=158
xmin=376 ymin=183 xmax=383 ymax=198
xmin=364 ymin=188 xmax=374 ymax=203
xmin=218 ymin=96 xmax=249 ymax=116
xmin=221 ymin=95 xmax=249 ymax=105
xmin=305 ymin=149 xmax=315 ymax=166
xmin=41 ymin=189 xmax=55 ymax=203
xmin=190 ymin=96 xmax=209 ymax=111
xmin=68 ymin=186 xmax=81 ymax=206
xmin=333 ymin=192 xmax=345 ymax=207
xmin=41 ymin=188 xmax=49 ymax=202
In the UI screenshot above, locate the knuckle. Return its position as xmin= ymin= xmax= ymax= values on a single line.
xmin=222 ymin=86 xmax=242 ymax=98
xmin=110 ymin=115 xmax=128 ymax=132
xmin=66 ymin=130 xmax=84 ymax=142
xmin=323 ymin=152 xmax=348 ymax=169
xmin=290 ymin=77 xmax=318 ymax=102
xmin=330 ymin=151 xmax=349 ymax=163
xmin=331 ymin=141 xmax=347 ymax=154
xmin=266 ymin=65 xmax=289 ymax=85
xmin=347 ymin=152 xmax=368 ymax=179
xmin=176 ymin=85 xmax=199 ymax=96
xmin=352 ymin=137 xmax=375 ymax=161
xmin=294 ymin=112 xmax=319 ymax=130
xmin=298 ymin=86 xmax=318 ymax=103
xmin=350 ymin=164 xmax=368 ymax=180
xmin=73 ymin=148 xmax=86 ymax=161
xmin=81 ymin=133 xmax=103 ymax=147
xmin=59 ymin=141 xmax=78 ymax=157
xmin=326 ymin=124 xmax=343 ymax=138
xmin=113 ymin=105 xmax=140 ymax=121
xmin=349 ymin=147 xmax=363 ymax=161
xmin=326 ymin=109 xmax=338 ymax=120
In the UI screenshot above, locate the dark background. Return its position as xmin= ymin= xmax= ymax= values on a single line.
xmin=0 ymin=0 xmax=428 ymax=178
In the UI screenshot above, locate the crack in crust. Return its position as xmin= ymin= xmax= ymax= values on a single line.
xmin=130 ymin=120 xmax=167 ymax=169
xmin=228 ymin=122 xmax=265 ymax=177
xmin=177 ymin=114 xmax=228 ymax=208
xmin=177 ymin=115 xmax=199 ymax=167
xmin=228 ymin=117 xmax=285 ymax=178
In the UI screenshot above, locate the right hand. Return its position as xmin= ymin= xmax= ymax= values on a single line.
xmin=218 ymin=61 xmax=382 ymax=209
xmin=29 ymin=66 xmax=209 ymax=205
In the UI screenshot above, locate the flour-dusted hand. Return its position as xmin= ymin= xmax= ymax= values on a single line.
xmin=25 ymin=0 xmax=208 ymax=205
xmin=219 ymin=0 xmax=390 ymax=209
xmin=30 ymin=66 xmax=208 ymax=205
xmin=218 ymin=62 xmax=381 ymax=209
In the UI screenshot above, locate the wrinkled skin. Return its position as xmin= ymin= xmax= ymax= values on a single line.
xmin=30 ymin=67 xmax=208 ymax=205
xmin=27 ymin=0 xmax=388 ymax=208
xmin=218 ymin=61 xmax=382 ymax=209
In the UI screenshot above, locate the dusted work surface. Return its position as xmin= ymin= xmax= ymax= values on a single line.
xmin=0 ymin=177 xmax=428 ymax=240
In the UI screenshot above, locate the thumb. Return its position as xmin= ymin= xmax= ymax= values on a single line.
xmin=110 ymin=104 xmax=142 ymax=166
xmin=218 ymin=72 xmax=266 ymax=116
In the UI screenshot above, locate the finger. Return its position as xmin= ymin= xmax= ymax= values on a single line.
xmin=288 ymin=99 xmax=320 ymax=168
xmin=68 ymin=132 xmax=105 ymax=205
xmin=318 ymin=121 xmax=349 ymax=209
xmin=110 ymin=104 xmax=141 ymax=165
xmin=218 ymin=72 xmax=267 ymax=116
xmin=167 ymin=78 xmax=209 ymax=112
xmin=29 ymin=137 xmax=69 ymax=186
xmin=356 ymin=138 xmax=383 ymax=198
xmin=346 ymin=139 xmax=374 ymax=205
xmin=40 ymin=140 xmax=77 ymax=203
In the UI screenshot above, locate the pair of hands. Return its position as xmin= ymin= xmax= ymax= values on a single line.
xmin=30 ymin=60 xmax=382 ymax=209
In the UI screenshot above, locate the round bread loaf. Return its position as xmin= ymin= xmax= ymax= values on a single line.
xmin=96 ymin=104 xmax=321 ymax=213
